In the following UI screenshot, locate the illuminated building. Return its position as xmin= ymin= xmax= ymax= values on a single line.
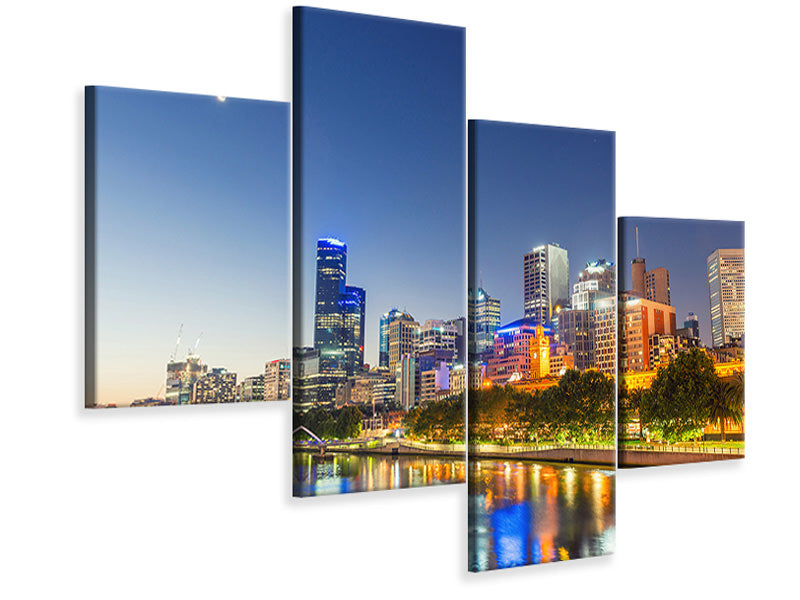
xmin=559 ymin=308 xmax=593 ymax=371
xmin=523 ymin=243 xmax=569 ymax=323
xmin=529 ymin=323 xmax=551 ymax=379
xmin=648 ymin=333 xmax=679 ymax=369
xmin=449 ymin=364 xmax=466 ymax=396
xmin=193 ymin=367 xmax=237 ymax=403
xmin=469 ymin=287 xmax=501 ymax=361
xmin=240 ymin=374 xmax=265 ymax=402
xmin=487 ymin=318 xmax=553 ymax=384
xmin=395 ymin=353 xmax=419 ymax=410
xmin=622 ymin=359 xmax=743 ymax=391
xmin=549 ymin=344 xmax=575 ymax=375
xmin=264 ymin=358 xmax=291 ymax=401
xmin=420 ymin=362 xmax=450 ymax=404
xmin=445 ymin=317 xmax=466 ymax=364
xmin=388 ymin=316 xmax=419 ymax=370
xmin=577 ymin=259 xmax=615 ymax=295
xmin=379 ymin=309 xmax=414 ymax=368
xmin=593 ymin=295 xmax=617 ymax=375
xmin=416 ymin=319 xmax=459 ymax=359
xmin=166 ymin=354 xmax=207 ymax=405
xmin=293 ymin=347 xmax=319 ymax=411
xmin=312 ymin=238 xmax=366 ymax=404
xmin=707 ymin=248 xmax=744 ymax=348
xmin=334 ymin=370 xmax=396 ymax=408
xmin=619 ymin=292 xmax=676 ymax=372
xmin=631 ymin=257 xmax=646 ymax=298
xmin=341 ymin=286 xmax=366 ymax=376
xmin=682 ymin=312 xmax=700 ymax=340
xmin=468 ymin=362 xmax=486 ymax=389
xmin=644 ymin=267 xmax=671 ymax=306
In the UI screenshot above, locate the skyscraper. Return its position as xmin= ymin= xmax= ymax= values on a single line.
xmin=312 ymin=238 xmax=366 ymax=404
xmin=469 ymin=287 xmax=501 ymax=360
xmin=644 ymin=266 xmax=671 ymax=305
xmin=379 ymin=308 xmax=415 ymax=368
xmin=707 ymin=248 xmax=745 ymax=348
xmin=523 ymin=243 xmax=569 ymax=324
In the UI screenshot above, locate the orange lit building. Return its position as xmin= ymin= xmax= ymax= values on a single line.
xmin=619 ymin=292 xmax=676 ymax=373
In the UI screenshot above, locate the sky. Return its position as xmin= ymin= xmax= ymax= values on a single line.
xmin=619 ymin=217 xmax=744 ymax=348
xmin=93 ymin=87 xmax=289 ymax=406
xmin=471 ymin=120 xmax=615 ymax=324
xmin=295 ymin=7 xmax=466 ymax=367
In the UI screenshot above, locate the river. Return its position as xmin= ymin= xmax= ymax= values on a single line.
xmin=469 ymin=459 xmax=615 ymax=571
xmin=293 ymin=451 xmax=466 ymax=496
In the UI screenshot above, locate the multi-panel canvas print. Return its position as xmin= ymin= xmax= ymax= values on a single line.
xmin=617 ymin=217 xmax=745 ymax=467
xmin=292 ymin=7 xmax=466 ymax=496
xmin=467 ymin=121 xmax=616 ymax=571
xmin=86 ymin=87 xmax=290 ymax=408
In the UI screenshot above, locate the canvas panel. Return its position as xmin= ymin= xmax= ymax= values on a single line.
xmin=86 ymin=87 xmax=290 ymax=408
xmin=617 ymin=217 xmax=745 ymax=467
xmin=292 ymin=7 xmax=467 ymax=496
xmin=467 ymin=120 xmax=616 ymax=571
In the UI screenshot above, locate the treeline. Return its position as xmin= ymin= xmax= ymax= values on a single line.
xmin=294 ymin=405 xmax=363 ymax=441
xmin=469 ymin=369 xmax=615 ymax=445
xmin=403 ymin=394 xmax=464 ymax=443
xmin=620 ymin=349 xmax=744 ymax=443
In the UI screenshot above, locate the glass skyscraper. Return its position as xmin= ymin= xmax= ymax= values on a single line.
xmin=312 ymin=238 xmax=366 ymax=404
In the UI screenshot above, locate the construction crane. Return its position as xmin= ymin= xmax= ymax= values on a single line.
xmin=189 ymin=332 xmax=203 ymax=356
xmin=170 ymin=324 xmax=183 ymax=362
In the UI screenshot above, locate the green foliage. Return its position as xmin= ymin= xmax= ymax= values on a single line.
xmin=639 ymin=349 xmax=720 ymax=443
xmin=335 ymin=406 xmax=364 ymax=439
xmin=403 ymin=394 xmax=464 ymax=442
xmin=469 ymin=369 xmax=615 ymax=445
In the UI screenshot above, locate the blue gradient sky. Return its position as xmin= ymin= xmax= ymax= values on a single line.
xmin=472 ymin=121 xmax=615 ymax=325
xmin=619 ymin=217 xmax=744 ymax=348
xmin=94 ymin=87 xmax=289 ymax=405
xmin=295 ymin=8 xmax=465 ymax=366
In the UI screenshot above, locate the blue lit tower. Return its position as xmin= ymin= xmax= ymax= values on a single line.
xmin=341 ymin=285 xmax=366 ymax=374
xmin=312 ymin=238 xmax=365 ymax=404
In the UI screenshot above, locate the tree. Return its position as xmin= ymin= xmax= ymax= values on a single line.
xmin=707 ymin=379 xmax=743 ymax=442
xmin=639 ymin=349 xmax=719 ymax=443
xmin=335 ymin=406 xmax=363 ymax=440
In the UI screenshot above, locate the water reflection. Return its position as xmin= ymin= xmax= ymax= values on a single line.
xmin=469 ymin=460 xmax=615 ymax=571
xmin=293 ymin=451 xmax=466 ymax=496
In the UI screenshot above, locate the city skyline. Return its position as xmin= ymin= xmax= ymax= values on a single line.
xmin=619 ymin=217 xmax=744 ymax=349
xmin=470 ymin=121 xmax=615 ymax=325
xmin=294 ymin=7 xmax=466 ymax=368
xmin=91 ymin=87 xmax=290 ymax=406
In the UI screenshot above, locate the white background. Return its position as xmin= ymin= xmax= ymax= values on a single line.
xmin=1 ymin=1 xmax=798 ymax=598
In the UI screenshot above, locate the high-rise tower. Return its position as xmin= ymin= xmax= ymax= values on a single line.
xmin=707 ymin=248 xmax=744 ymax=348
xmin=523 ymin=243 xmax=569 ymax=324
xmin=312 ymin=238 xmax=366 ymax=405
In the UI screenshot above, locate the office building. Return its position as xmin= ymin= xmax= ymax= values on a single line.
xmin=644 ymin=266 xmax=671 ymax=305
xmin=523 ymin=243 xmax=569 ymax=323
xmin=265 ymin=358 xmax=291 ymax=401
xmin=166 ymin=354 xmax=207 ymax=405
xmin=240 ymin=374 xmax=264 ymax=402
xmin=379 ymin=309 xmax=414 ymax=368
xmin=312 ymin=238 xmax=366 ymax=404
xmin=707 ymin=248 xmax=745 ymax=348
xmin=469 ymin=287 xmax=501 ymax=361
xmin=619 ymin=292 xmax=677 ymax=372
xmin=293 ymin=347 xmax=319 ymax=411
xmin=388 ymin=316 xmax=419 ymax=371
xmin=193 ymin=367 xmax=237 ymax=404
